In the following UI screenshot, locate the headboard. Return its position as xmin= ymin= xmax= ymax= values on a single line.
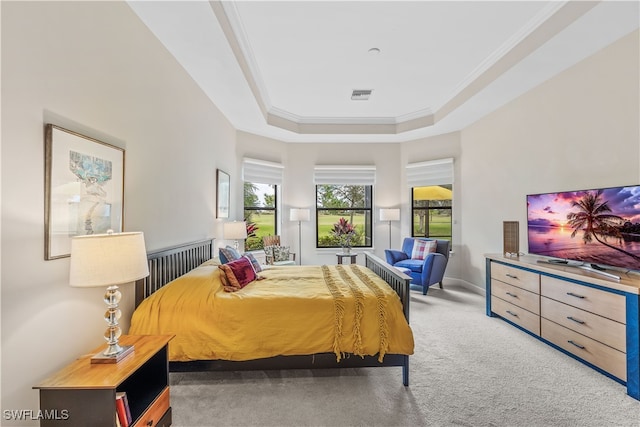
xmin=135 ymin=238 xmax=215 ymax=307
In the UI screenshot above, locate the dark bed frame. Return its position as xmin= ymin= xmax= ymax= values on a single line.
xmin=134 ymin=239 xmax=412 ymax=385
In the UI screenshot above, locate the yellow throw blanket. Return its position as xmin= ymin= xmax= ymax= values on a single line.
xmin=129 ymin=263 xmax=414 ymax=362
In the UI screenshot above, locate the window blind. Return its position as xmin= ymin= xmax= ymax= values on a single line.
xmin=242 ymin=157 xmax=284 ymax=185
xmin=406 ymin=158 xmax=454 ymax=187
xmin=313 ymin=165 xmax=376 ymax=185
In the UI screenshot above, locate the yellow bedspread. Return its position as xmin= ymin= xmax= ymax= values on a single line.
xmin=129 ymin=263 xmax=414 ymax=362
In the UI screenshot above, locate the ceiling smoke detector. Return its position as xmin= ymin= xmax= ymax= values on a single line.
xmin=351 ymin=89 xmax=373 ymax=101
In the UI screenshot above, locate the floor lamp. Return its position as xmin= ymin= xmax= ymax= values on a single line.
xmin=290 ymin=208 xmax=310 ymax=265
xmin=380 ymin=208 xmax=400 ymax=248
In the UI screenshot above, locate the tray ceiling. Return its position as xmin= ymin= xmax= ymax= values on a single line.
xmin=128 ymin=1 xmax=639 ymax=143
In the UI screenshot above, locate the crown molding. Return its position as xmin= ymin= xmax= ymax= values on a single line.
xmin=210 ymin=0 xmax=271 ymax=118
xmin=213 ymin=0 xmax=598 ymax=135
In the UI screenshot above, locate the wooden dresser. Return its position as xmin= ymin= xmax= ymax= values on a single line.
xmin=34 ymin=335 xmax=174 ymax=427
xmin=485 ymin=254 xmax=639 ymax=400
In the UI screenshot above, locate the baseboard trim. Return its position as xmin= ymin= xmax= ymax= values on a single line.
xmin=442 ymin=277 xmax=486 ymax=296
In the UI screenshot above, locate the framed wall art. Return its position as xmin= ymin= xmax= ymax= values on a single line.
xmin=44 ymin=124 xmax=124 ymax=260
xmin=216 ymin=169 xmax=230 ymax=218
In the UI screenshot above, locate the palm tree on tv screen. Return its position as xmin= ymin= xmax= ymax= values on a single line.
xmin=566 ymin=190 xmax=640 ymax=261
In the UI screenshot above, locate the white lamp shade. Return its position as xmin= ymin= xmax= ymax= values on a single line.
xmin=69 ymin=232 xmax=149 ymax=288
xmin=290 ymin=208 xmax=310 ymax=222
xmin=380 ymin=208 xmax=400 ymax=222
xmin=223 ymin=221 xmax=248 ymax=240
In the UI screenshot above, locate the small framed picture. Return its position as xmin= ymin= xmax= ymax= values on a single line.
xmin=216 ymin=169 xmax=230 ymax=218
xmin=44 ymin=124 xmax=124 ymax=260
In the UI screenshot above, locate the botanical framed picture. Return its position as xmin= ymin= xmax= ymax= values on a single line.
xmin=216 ymin=169 xmax=230 ymax=218
xmin=44 ymin=124 xmax=124 ymax=260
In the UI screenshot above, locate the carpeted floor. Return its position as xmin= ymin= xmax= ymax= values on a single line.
xmin=169 ymin=281 xmax=639 ymax=427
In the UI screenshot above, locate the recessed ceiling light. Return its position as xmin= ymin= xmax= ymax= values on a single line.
xmin=368 ymin=47 xmax=381 ymax=54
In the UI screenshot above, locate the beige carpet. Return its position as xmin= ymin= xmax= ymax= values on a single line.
xmin=169 ymin=282 xmax=639 ymax=426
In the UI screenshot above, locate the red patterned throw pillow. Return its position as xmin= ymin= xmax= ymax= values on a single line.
xmin=218 ymin=257 xmax=257 ymax=292
xmin=411 ymin=239 xmax=437 ymax=260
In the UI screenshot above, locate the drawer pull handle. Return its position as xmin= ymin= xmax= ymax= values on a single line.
xmin=566 ymin=292 xmax=585 ymax=299
xmin=505 ymin=310 xmax=518 ymax=317
xmin=505 ymin=292 xmax=518 ymax=298
xmin=567 ymin=316 xmax=585 ymax=324
xmin=505 ymin=274 xmax=518 ymax=279
xmin=568 ymin=340 xmax=585 ymax=350
xmin=146 ymin=420 xmax=153 ymax=426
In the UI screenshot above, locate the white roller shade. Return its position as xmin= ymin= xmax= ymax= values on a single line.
xmin=242 ymin=157 xmax=284 ymax=185
xmin=406 ymin=158 xmax=454 ymax=187
xmin=313 ymin=165 xmax=376 ymax=185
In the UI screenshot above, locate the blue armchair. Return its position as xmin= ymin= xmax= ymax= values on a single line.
xmin=385 ymin=238 xmax=450 ymax=295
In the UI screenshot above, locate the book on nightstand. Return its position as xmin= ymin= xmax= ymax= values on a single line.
xmin=115 ymin=392 xmax=132 ymax=427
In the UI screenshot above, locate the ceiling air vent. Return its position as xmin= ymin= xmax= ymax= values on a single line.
xmin=351 ymin=89 xmax=373 ymax=101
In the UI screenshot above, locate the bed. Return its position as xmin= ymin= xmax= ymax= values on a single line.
xmin=131 ymin=239 xmax=414 ymax=385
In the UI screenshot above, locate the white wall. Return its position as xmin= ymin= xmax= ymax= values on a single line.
xmin=1 ymin=3 xmax=236 ymax=424
xmin=459 ymin=29 xmax=639 ymax=289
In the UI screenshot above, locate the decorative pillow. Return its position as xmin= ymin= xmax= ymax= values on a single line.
xmin=242 ymin=253 xmax=262 ymax=273
xmin=272 ymin=246 xmax=290 ymax=262
xmin=219 ymin=246 xmax=241 ymax=264
xmin=217 ymin=266 xmax=230 ymax=289
xmin=411 ymin=239 xmax=437 ymax=260
xmin=385 ymin=250 xmax=409 ymax=265
xmin=218 ymin=257 xmax=256 ymax=292
xmin=263 ymin=245 xmax=275 ymax=265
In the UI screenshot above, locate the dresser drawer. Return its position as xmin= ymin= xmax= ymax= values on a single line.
xmin=133 ymin=387 xmax=170 ymax=427
xmin=491 ymin=262 xmax=540 ymax=293
xmin=541 ymin=318 xmax=626 ymax=381
xmin=540 ymin=276 xmax=625 ymax=323
xmin=491 ymin=295 xmax=540 ymax=335
xmin=541 ymin=296 xmax=626 ymax=352
xmin=491 ymin=279 xmax=540 ymax=315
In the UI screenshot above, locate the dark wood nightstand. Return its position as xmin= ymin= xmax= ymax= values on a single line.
xmin=34 ymin=335 xmax=174 ymax=427
xmin=336 ymin=252 xmax=358 ymax=264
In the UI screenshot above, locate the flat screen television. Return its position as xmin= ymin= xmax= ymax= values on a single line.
xmin=527 ymin=184 xmax=640 ymax=273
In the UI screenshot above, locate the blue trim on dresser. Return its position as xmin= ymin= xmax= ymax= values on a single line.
xmin=486 ymin=256 xmax=639 ymax=401
xmin=626 ymin=292 xmax=639 ymax=399
xmin=485 ymin=258 xmax=494 ymax=317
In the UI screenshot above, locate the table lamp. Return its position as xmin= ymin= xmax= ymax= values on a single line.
xmin=69 ymin=231 xmax=149 ymax=363
xmin=224 ymin=221 xmax=247 ymax=250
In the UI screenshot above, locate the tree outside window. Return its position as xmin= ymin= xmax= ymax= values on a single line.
xmin=244 ymin=182 xmax=277 ymax=251
xmin=411 ymin=185 xmax=452 ymax=241
xmin=316 ymin=184 xmax=373 ymax=248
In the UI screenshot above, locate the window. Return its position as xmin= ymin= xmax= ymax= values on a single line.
xmin=411 ymin=185 xmax=452 ymax=240
xmin=244 ymin=183 xmax=277 ymax=251
xmin=316 ymin=184 xmax=373 ymax=248
xmin=242 ymin=158 xmax=284 ymax=251
xmin=406 ymin=158 xmax=454 ymax=242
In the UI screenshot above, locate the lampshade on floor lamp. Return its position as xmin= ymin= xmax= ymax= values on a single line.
xmin=69 ymin=231 xmax=149 ymax=363
xmin=290 ymin=208 xmax=310 ymax=265
xmin=380 ymin=208 xmax=400 ymax=248
xmin=224 ymin=221 xmax=247 ymax=250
